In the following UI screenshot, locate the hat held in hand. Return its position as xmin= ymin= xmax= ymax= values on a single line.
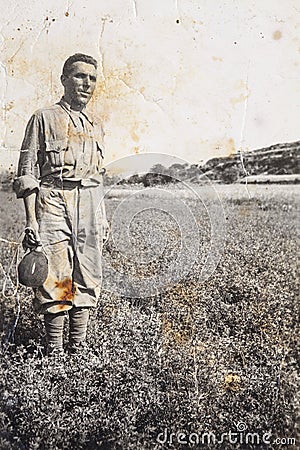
xmin=18 ymin=246 xmax=49 ymax=287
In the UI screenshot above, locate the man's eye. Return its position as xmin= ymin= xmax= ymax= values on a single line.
xmin=74 ymin=73 xmax=85 ymax=79
xmin=73 ymin=73 xmax=96 ymax=82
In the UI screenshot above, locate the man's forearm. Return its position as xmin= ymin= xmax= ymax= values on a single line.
xmin=23 ymin=191 xmax=39 ymax=231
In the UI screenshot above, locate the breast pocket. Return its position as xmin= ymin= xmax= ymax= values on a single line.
xmin=45 ymin=139 xmax=73 ymax=167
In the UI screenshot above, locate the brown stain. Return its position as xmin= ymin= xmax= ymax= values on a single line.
xmin=162 ymin=315 xmax=193 ymax=347
xmin=130 ymin=124 xmax=140 ymax=143
xmin=212 ymin=56 xmax=223 ymax=62
xmin=230 ymin=80 xmax=250 ymax=106
xmin=3 ymin=102 xmax=14 ymax=112
xmin=91 ymin=65 xmax=135 ymax=103
xmin=106 ymin=165 xmax=127 ymax=176
xmin=89 ymin=64 xmax=144 ymax=131
xmin=240 ymin=206 xmax=250 ymax=217
xmin=6 ymin=56 xmax=32 ymax=78
xmin=58 ymin=304 xmax=71 ymax=311
xmin=55 ymin=277 xmax=76 ymax=301
xmin=230 ymin=92 xmax=249 ymax=106
xmin=89 ymin=65 xmax=150 ymax=145
xmin=223 ymin=373 xmax=241 ymax=392
xmin=226 ymin=138 xmax=236 ymax=157
xmin=273 ymin=30 xmax=282 ymax=40
xmin=88 ymin=66 xmax=137 ymax=126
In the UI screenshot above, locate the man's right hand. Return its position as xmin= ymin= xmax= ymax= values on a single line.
xmin=23 ymin=222 xmax=41 ymax=250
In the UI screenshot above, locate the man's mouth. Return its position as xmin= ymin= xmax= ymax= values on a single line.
xmin=78 ymin=91 xmax=90 ymax=97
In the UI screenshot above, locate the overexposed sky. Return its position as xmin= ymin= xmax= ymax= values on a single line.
xmin=1 ymin=0 xmax=300 ymax=170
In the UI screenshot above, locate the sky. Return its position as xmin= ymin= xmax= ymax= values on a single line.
xmin=1 ymin=0 xmax=300 ymax=171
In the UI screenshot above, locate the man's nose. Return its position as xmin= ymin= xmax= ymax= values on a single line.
xmin=83 ymin=76 xmax=91 ymax=88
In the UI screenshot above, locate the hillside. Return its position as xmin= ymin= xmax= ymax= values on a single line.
xmin=115 ymin=141 xmax=300 ymax=186
xmin=199 ymin=141 xmax=300 ymax=184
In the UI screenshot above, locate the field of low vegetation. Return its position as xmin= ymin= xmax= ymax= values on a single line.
xmin=0 ymin=184 xmax=299 ymax=449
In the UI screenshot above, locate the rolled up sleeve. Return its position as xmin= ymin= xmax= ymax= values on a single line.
xmin=13 ymin=113 xmax=42 ymax=198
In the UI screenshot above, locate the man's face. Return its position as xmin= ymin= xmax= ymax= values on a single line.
xmin=62 ymin=61 xmax=97 ymax=109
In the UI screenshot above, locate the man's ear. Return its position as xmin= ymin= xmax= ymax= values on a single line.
xmin=60 ymin=74 xmax=66 ymax=86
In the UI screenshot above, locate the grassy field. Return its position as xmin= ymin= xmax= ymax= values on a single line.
xmin=0 ymin=184 xmax=299 ymax=449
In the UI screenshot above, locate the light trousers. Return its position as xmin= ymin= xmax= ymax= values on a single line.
xmin=33 ymin=182 xmax=105 ymax=314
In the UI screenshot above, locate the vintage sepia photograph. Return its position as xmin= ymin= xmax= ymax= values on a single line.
xmin=0 ymin=1 xmax=299 ymax=449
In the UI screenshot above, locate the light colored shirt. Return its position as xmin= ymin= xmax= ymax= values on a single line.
xmin=14 ymin=98 xmax=105 ymax=198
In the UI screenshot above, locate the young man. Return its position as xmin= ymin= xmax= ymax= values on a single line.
xmin=14 ymin=53 xmax=108 ymax=355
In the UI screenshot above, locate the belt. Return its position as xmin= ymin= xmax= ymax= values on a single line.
xmin=41 ymin=177 xmax=82 ymax=189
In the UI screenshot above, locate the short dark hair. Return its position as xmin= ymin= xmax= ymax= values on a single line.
xmin=62 ymin=53 xmax=98 ymax=77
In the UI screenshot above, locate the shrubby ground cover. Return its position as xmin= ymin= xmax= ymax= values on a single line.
xmin=0 ymin=185 xmax=299 ymax=449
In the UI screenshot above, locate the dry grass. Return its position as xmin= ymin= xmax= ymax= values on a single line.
xmin=0 ymin=185 xmax=299 ymax=449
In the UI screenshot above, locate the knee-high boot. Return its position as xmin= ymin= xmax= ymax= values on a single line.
xmin=44 ymin=312 xmax=66 ymax=353
xmin=68 ymin=307 xmax=90 ymax=350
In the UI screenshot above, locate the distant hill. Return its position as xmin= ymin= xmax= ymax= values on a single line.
xmin=198 ymin=141 xmax=300 ymax=184
xmin=113 ymin=141 xmax=300 ymax=186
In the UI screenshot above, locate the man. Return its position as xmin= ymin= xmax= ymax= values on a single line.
xmin=14 ymin=53 xmax=108 ymax=355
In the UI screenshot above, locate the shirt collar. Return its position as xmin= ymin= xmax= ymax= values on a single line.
xmin=58 ymin=97 xmax=94 ymax=127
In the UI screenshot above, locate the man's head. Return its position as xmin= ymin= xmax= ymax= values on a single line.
xmin=61 ymin=53 xmax=98 ymax=110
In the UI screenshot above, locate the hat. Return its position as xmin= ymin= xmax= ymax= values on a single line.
xmin=18 ymin=247 xmax=49 ymax=287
